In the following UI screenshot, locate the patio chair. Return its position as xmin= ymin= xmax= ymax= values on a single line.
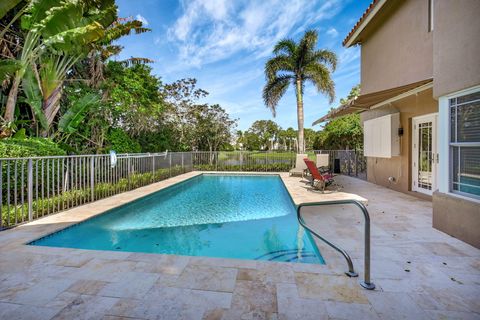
xmin=289 ymin=154 xmax=308 ymax=177
xmin=303 ymin=158 xmax=334 ymax=191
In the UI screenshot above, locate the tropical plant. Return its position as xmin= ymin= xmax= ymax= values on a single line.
xmin=263 ymin=29 xmax=337 ymax=152
xmin=87 ymin=16 xmax=152 ymax=87
xmin=313 ymin=85 xmax=363 ymax=150
xmin=1 ymin=0 xmax=117 ymax=135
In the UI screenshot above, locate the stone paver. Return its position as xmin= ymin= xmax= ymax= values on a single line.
xmin=0 ymin=172 xmax=479 ymax=319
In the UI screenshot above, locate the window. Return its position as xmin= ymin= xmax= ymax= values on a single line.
xmin=428 ymin=0 xmax=434 ymax=32
xmin=449 ymin=90 xmax=480 ymax=198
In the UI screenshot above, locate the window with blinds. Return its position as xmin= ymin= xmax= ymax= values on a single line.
xmin=449 ymin=90 xmax=480 ymax=198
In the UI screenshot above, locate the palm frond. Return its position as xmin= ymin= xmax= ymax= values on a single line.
xmin=262 ymin=75 xmax=292 ymax=117
xmin=0 ymin=59 xmax=21 ymax=82
xmin=118 ymin=57 xmax=154 ymax=67
xmin=303 ymin=62 xmax=335 ymax=103
xmin=264 ymin=55 xmax=294 ymax=80
xmin=273 ymin=39 xmax=297 ymax=56
xmin=102 ymin=20 xmax=151 ymax=44
xmin=296 ymin=30 xmax=316 ymax=71
xmin=309 ymin=49 xmax=337 ymax=71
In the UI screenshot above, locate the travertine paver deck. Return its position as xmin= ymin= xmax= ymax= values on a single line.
xmin=0 ymin=172 xmax=479 ymax=319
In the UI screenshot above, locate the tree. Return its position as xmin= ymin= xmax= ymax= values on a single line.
xmin=103 ymin=61 xmax=165 ymax=136
xmin=246 ymin=120 xmax=280 ymax=150
xmin=190 ymin=104 xmax=236 ymax=152
xmin=161 ymin=78 xmax=208 ymax=150
xmin=1 ymin=0 xmax=117 ymax=135
xmin=313 ymin=114 xmax=362 ymax=150
xmin=263 ymin=29 xmax=336 ymax=152
xmin=313 ymin=85 xmax=363 ymax=150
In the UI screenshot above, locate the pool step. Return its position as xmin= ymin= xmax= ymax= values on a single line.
xmin=255 ymin=249 xmax=317 ymax=262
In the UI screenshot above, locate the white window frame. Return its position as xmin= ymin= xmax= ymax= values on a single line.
xmin=438 ymin=85 xmax=480 ymax=203
xmin=428 ymin=0 xmax=434 ymax=32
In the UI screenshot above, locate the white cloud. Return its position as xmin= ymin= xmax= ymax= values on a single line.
xmin=135 ymin=14 xmax=149 ymax=26
xmin=166 ymin=0 xmax=344 ymax=68
xmin=326 ymin=27 xmax=338 ymax=37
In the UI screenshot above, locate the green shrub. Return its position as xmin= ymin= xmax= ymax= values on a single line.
xmin=0 ymin=138 xmax=66 ymax=158
xmin=106 ymin=128 xmax=142 ymax=153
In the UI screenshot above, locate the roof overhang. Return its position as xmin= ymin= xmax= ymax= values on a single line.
xmin=343 ymin=0 xmax=387 ymax=47
xmin=313 ymin=79 xmax=433 ymax=125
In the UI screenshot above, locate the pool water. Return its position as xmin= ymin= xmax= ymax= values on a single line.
xmin=30 ymin=174 xmax=324 ymax=264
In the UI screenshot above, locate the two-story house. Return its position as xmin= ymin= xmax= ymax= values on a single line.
xmin=315 ymin=0 xmax=480 ymax=248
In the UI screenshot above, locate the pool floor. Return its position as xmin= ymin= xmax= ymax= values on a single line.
xmin=30 ymin=174 xmax=324 ymax=264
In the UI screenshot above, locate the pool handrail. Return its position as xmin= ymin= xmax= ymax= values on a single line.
xmin=297 ymin=199 xmax=376 ymax=290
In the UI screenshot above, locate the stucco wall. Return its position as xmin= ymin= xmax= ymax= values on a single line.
xmin=361 ymin=89 xmax=437 ymax=194
xmin=433 ymin=191 xmax=480 ymax=248
xmin=360 ymin=0 xmax=433 ymax=94
xmin=433 ymin=0 xmax=480 ymax=98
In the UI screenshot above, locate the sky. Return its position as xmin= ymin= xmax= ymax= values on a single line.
xmin=115 ymin=0 xmax=371 ymax=131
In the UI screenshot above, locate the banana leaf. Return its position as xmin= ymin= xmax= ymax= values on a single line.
xmin=22 ymin=65 xmax=49 ymax=130
xmin=58 ymin=93 xmax=100 ymax=133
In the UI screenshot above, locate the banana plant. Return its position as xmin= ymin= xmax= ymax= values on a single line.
xmin=58 ymin=92 xmax=100 ymax=134
xmin=0 ymin=0 xmax=23 ymax=20
xmin=2 ymin=0 xmax=116 ymax=133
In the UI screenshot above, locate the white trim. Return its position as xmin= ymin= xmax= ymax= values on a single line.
xmin=344 ymin=0 xmax=388 ymax=47
xmin=438 ymin=85 xmax=480 ymax=199
xmin=441 ymin=84 xmax=480 ymax=98
xmin=437 ymin=96 xmax=449 ymax=193
xmin=412 ymin=113 xmax=438 ymax=195
xmin=370 ymin=82 xmax=433 ymax=110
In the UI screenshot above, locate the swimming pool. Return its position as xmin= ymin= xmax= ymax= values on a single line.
xmin=30 ymin=174 xmax=324 ymax=264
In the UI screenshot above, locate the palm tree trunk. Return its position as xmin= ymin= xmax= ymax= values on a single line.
xmin=4 ymin=74 xmax=21 ymax=124
xmin=41 ymin=84 xmax=63 ymax=136
xmin=295 ymin=78 xmax=305 ymax=153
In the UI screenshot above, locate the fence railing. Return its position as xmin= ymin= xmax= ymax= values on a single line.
xmin=0 ymin=152 xmax=193 ymax=229
xmin=0 ymin=150 xmax=366 ymax=229
xmin=192 ymin=150 xmax=366 ymax=179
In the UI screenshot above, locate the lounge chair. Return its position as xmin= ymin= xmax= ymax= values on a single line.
xmin=289 ymin=154 xmax=308 ymax=177
xmin=315 ymin=153 xmax=330 ymax=174
xmin=303 ymin=158 xmax=334 ymax=191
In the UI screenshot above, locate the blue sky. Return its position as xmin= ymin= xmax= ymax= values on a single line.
xmin=115 ymin=0 xmax=370 ymax=130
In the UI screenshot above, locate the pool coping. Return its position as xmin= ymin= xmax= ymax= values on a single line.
xmin=0 ymin=171 xmax=365 ymax=272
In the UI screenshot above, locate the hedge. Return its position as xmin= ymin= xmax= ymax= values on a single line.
xmin=0 ymin=138 xmax=66 ymax=158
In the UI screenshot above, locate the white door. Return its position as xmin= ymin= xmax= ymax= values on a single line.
xmin=412 ymin=114 xmax=438 ymax=195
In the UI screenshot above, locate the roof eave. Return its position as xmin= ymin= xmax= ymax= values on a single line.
xmin=343 ymin=0 xmax=388 ymax=47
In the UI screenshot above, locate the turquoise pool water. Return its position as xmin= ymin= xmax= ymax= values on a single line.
xmin=30 ymin=174 xmax=324 ymax=264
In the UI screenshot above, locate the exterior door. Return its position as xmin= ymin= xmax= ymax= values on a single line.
xmin=412 ymin=114 xmax=438 ymax=195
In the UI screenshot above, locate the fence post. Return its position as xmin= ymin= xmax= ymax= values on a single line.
xmin=90 ymin=157 xmax=95 ymax=201
xmin=169 ymin=153 xmax=172 ymax=177
xmin=215 ymin=152 xmax=218 ymax=171
xmin=27 ymin=159 xmax=33 ymax=222
xmin=265 ymin=152 xmax=267 ymax=172
xmin=152 ymin=155 xmax=155 ymax=181
xmin=355 ymin=150 xmax=358 ymax=177
xmin=127 ymin=155 xmax=131 ymax=189
xmin=181 ymin=153 xmax=184 ymax=173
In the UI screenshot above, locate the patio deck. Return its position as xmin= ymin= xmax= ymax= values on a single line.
xmin=0 ymin=172 xmax=479 ymax=319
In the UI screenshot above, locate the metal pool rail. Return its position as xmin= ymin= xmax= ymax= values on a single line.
xmin=297 ymin=200 xmax=375 ymax=290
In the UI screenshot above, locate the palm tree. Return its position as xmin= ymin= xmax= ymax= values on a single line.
xmin=263 ymin=30 xmax=337 ymax=152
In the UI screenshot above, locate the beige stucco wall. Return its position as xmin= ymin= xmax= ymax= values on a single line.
xmin=432 ymin=0 xmax=480 ymax=98
xmin=360 ymin=0 xmax=433 ymax=94
xmin=433 ymin=191 xmax=480 ymax=248
xmin=361 ymin=89 xmax=438 ymax=194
